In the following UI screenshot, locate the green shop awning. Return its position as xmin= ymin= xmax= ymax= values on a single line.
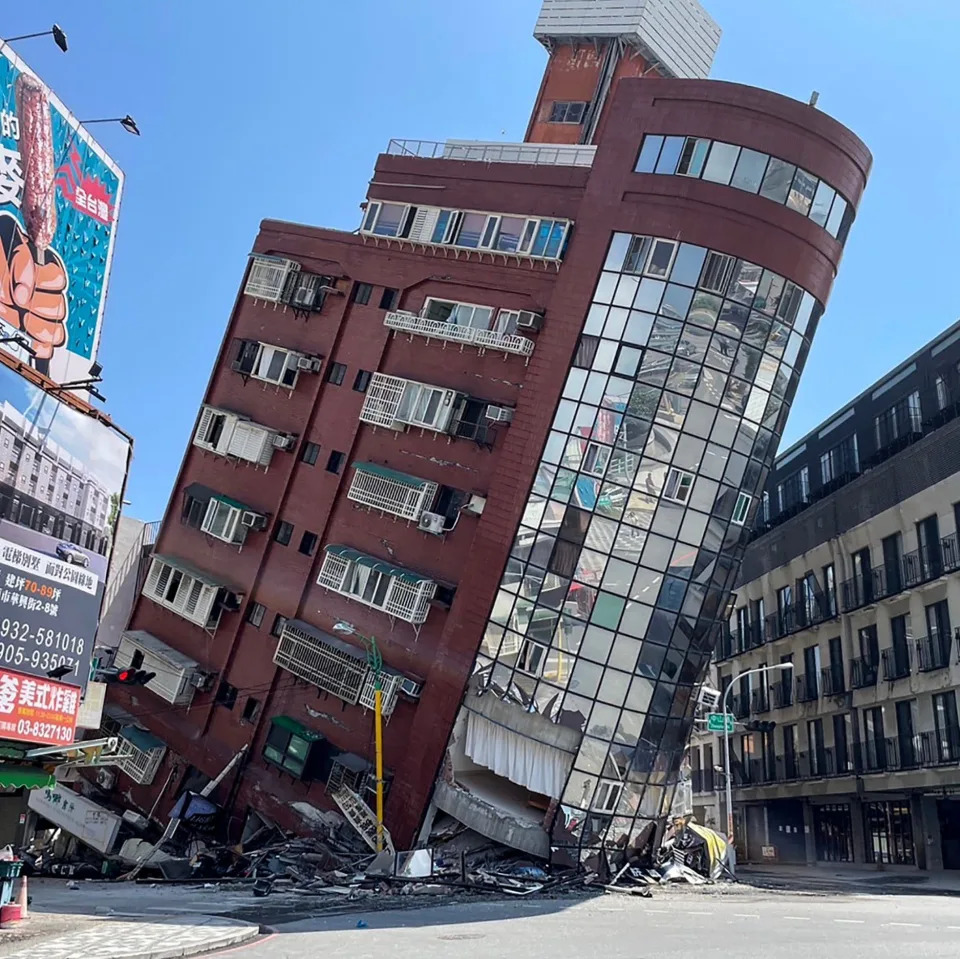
xmin=120 ymin=725 xmax=165 ymax=753
xmin=0 ymin=765 xmax=55 ymax=790
xmin=211 ymin=492 xmax=253 ymax=512
xmin=324 ymin=544 xmax=432 ymax=585
xmin=270 ymin=715 xmax=324 ymax=742
xmin=352 ymin=461 xmax=431 ymax=490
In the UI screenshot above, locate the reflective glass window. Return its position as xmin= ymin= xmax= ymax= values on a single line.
xmin=702 ymin=142 xmax=741 ymax=185
xmin=660 ymin=283 xmax=694 ymax=321
xmin=809 ymin=180 xmax=836 ymax=227
xmin=654 ymin=136 xmax=684 ymax=174
xmin=730 ymin=148 xmax=768 ymax=193
xmin=676 ymin=137 xmax=710 ymax=177
xmin=633 ymin=278 xmax=666 ymax=313
xmin=624 ymin=310 xmax=655 ymax=346
xmin=787 ymin=168 xmax=817 ymax=216
xmin=759 ymin=158 xmax=796 ymax=204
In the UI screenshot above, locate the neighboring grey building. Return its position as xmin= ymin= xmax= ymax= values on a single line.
xmin=693 ymin=319 xmax=960 ymax=871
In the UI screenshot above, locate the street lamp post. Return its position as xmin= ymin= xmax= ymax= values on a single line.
xmin=333 ymin=621 xmax=385 ymax=852
xmin=722 ymin=662 xmax=793 ymax=849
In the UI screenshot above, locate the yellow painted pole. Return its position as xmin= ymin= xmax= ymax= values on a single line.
xmin=374 ymin=685 xmax=384 ymax=852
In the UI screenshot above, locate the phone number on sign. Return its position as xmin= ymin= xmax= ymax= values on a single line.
xmin=0 ymin=641 xmax=79 ymax=677
xmin=15 ymin=719 xmax=73 ymax=743
xmin=0 ymin=620 xmax=85 ymax=654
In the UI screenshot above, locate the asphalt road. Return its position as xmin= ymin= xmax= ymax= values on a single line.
xmin=225 ymin=890 xmax=960 ymax=959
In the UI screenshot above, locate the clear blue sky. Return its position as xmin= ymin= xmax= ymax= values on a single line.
xmin=3 ymin=1 xmax=958 ymax=521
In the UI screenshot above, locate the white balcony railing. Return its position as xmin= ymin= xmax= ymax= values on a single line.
xmin=387 ymin=139 xmax=596 ymax=168
xmin=385 ymin=311 xmax=534 ymax=357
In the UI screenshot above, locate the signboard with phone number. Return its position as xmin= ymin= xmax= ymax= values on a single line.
xmin=0 ymin=665 xmax=80 ymax=745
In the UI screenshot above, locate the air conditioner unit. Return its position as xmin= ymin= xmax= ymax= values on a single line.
xmin=463 ymin=494 xmax=486 ymax=516
xmin=400 ymin=677 xmax=424 ymax=699
xmin=240 ymin=510 xmax=266 ymax=530
xmin=190 ymin=670 xmax=215 ymax=691
xmin=516 ymin=310 xmax=543 ymax=331
xmin=97 ymin=768 xmax=116 ymax=789
xmin=272 ymin=432 xmax=295 ymax=450
xmin=484 ymin=405 xmax=514 ymax=424
xmin=697 ymin=685 xmax=721 ymax=711
xmin=418 ymin=511 xmax=446 ymax=535
xmin=297 ymin=355 xmax=323 ymax=372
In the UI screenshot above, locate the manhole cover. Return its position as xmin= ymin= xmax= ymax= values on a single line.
xmin=438 ymin=934 xmax=486 ymax=941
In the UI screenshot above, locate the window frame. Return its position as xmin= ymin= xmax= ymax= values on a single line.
xmin=663 ymin=468 xmax=695 ymax=504
xmin=731 ymin=491 xmax=752 ymax=525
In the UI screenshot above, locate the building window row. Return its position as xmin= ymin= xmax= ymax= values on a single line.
xmin=141 ymin=555 xmax=241 ymax=634
xmin=360 ymin=200 xmax=570 ymax=261
xmin=244 ymin=255 xmax=338 ymax=311
xmin=635 ymin=134 xmax=853 ymax=243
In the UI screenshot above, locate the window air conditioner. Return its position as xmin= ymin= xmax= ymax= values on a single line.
xmin=516 ymin=310 xmax=543 ymax=331
xmin=417 ymin=511 xmax=446 ymax=535
xmin=484 ymin=405 xmax=514 ymax=424
xmin=240 ymin=510 xmax=266 ymax=530
xmin=400 ymin=676 xmax=423 ymax=699
xmin=297 ymin=355 xmax=323 ymax=372
xmin=272 ymin=432 xmax=296 ymax=450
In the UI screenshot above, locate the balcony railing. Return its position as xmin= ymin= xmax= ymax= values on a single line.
xmin=850 ymin=656 xmax=879 ymax=689
xmin=821 ymin=663 xmax=846 ymax=696
xmin=730 ymin=693 xmax=750 ymax=720
xmin=920 ymin=728 xmax=960 ymax=765
xmin=916 ymin=634 xmax=952 ymax=672
xmin=770 ymin=679 xmax=793 ymax=709
xmin=386 ymin=138 xmax=597 ymax=167
xmin=691 ymin=768 xmax=716 ymax=794
xmin=881 ymin=644 xmax=912 ymax=682
xmin=751 ymin=687 xmax=770 ymax=714
xmin=385 ymin=310 xmax=534 ymax=358
xmin=795 ymin=673 xmax=819 ymax=703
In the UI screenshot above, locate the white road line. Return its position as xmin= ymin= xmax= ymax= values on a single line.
xmin=734 ymin=913 xmax=760 ymax=919
xmin=834 ymin=919 xmax=865 ymax=924
xmin=644 ymin=909 xmax=670 ymax=914
xmin=947 ymin=926 xmax=960 ymax=931
xmin=884 ymin=923 xmax=921 ymax=928
xmin=784 ymin=916 xmax=811 ymax=921
xmin=686 ymin=911 xmax=714 ymax=916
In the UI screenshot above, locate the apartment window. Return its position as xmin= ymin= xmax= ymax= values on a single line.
xmin=423 ymin=298 xmax=495 ymax=331
xmin=582 ymin=442 xmax=611 ymax=477
xmin=351 ymin=282 xmax=374 ymax=305
xmin=326 ymin=450 xmax=345 ymax=474
xmin=215 ymin=680 xmax=238 ymax=710
xmin=325 ymin=362 xmax=347 ymax=386
xmin=548 ymin=101 xmax=587 ymax=124
xmin=783 ymin=724 xmax=797 ymax=778
xmin=360 ymin=374 xmax=458 ymax=433
xmin=274 ymin=521 xmax=294 ymax=546
xmin=676 ymin=137 xmax=710 ymax=177
xmin=699 ymin=251 xmax=736 ymax=295
xmin=663 ymin=468 xmax=694 ymax=504
xmin=731 ymin=491 xmax=751 ymax=525
xmin=776 ymin=584 xmax=793 ymax=636
xmin=181 ymin=488 xmax=208 ymax=529
xmin=142 ymin=558 xmax=223 ymax=630
xmin=233 ymin=340 xmax=300 ymax=389
xmin=591 ymin=779 xmax=622 ymax=814
xmin=353 ymin=370 xmax=372 ymax=392
xmin=820 ymin=433 xmax=859 ymax=485
xmin=242 ymin=697 xmax=261 ymax=723
xmin=874 ymin=390 xmax=922 ymax=450
xmin=299 ymin=531 xmax=318 ymax=556
xmin=623 ymin=235 xmax=677 ymax=278
xmin=246 ymin=602 xmax=266 ymax=628
xmin=361 ymin=202 xmax=411 ymax=238
xmin=300 ymin=442 xmax=320 ymax=466
xmin=517 ymin=639 xmax=548 ymax=677
xmin=200 ymin=497 xmax=249 ymax=546
xmin=271 ymin=614 xmax=288 ymax=638
xmin=263 ymin=718 xmax=317 ymax=779
xmin=916 ymin=513 xmax=942 ymax=579
xmin=379 ymin=287 xmax=398 ymax=310
xmin=822 ymin=563 xmax=837 ymax=616
xmin=777 ymin=465 xmax=809 ymax=513
xmin=934 ymin=692 xmax=960 ymax=763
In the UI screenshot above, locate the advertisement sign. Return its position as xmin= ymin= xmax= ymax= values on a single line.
xmin=0 ymin=40 xmax=123 ymax=384
xmin=0 ymin=665 xmax=80 ymax=744
xmin=0 ymin=359 xmax=131 ymax=687
xmin=28 ymin=782 xmax=121 ymax=854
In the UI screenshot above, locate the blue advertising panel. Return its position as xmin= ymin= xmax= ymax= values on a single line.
xmin=0 ymin=40 xmax=124 ymax=384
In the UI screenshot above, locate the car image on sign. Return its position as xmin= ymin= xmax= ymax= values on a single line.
xmin=55 ymin=543 xmax=90 ymax=568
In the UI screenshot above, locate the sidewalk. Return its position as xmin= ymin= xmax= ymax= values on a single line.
xmin=738 ymin=863 xmax=960 ymax=896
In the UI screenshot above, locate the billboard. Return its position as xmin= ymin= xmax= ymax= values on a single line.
xmin=0 ymin=666 xmax=81 ymax=745
xmin=0 ymin=40 xmax=123 ymax=384
xmin=0 ymin=358 xmax=131 ymax=690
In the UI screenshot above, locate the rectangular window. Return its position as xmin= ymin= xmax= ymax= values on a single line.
xmin=423 ymin=298 xmax=494 ymax=330
xmin=325 ymin=362 xmax=347 ymax=386
xmin=353 ymin=370 xmax=372 ymax=392
xmin=730 ymin=148 xmax=769 ymax=193
xmin=635 ymin=135 xmax=664 ymax=173
xmin=820 ymin=433 xmax=859 ymax=485
xmin=731 ymin=491 xmax=751 ymax=525
xmin=234 ymin=341 xmax=300 ymax=389
xmin=351 ymin=282 xmax=373 ymax=305
xmin=200 ymin=497 xmax=245 ymax=545
xmin=326 ymin=450 xmax=345 ymax=474
xmin=548 ymin=101 xmax=587 ymax=124
xmin=379 ymin=287 xmax=399 ymax=310
xmin=591 ymin=779 xmax=622 ymax=813
xmin=934 ymin=691 xmax=960 ymax=763
xmin=822 ymin=563 xmax=837 ymax=617
xmin=676 ymin=137 xmax=710 ymax=177
xmin=215 ymin=680 xmax=238 ymax=710
xmin=142 ymin=558 xmax=221 ymax=630
xmin=699 ymin=251 xmax=736 ymax=294
xmin=363 ymin=202 xmax=408 ymax=237
xmin=271 ymin=614 xmax=288 ymax=638
xmin=787 ymin=168 xmax=818 ymax=216
xmin=517 ymin=638 xmax=547 ymax=676
xmin=348 ymin=463 xmax=438 ymax=521
xmin=582 ymin=442 xmax=611 ymax=477
xmin=663 ymin=468 xmax=694 ymax=504
xmin=242 ymin=697 xmax=261 ymax=723
xmin=246 ymin=602 xmax=266 ymax=628
xmin=701 ymin=142 xmax=740 ymax=185
xmin=299 ymin=531 xmax=318 ymax=556
xmin=262 ymin=720 xmax=314 ymax=779
xmin=300 ymin=442 xmax=320 ymax=466
xmin=274 ymin=520 xmax=293 ymax=546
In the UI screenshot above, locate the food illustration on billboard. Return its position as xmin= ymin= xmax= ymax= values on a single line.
xmin=0 ymin=40 xmax=123 ymax=384
xmin=0 ymin=666 xmax=81 ymax=745
xmin=0 ymin=359 xmax=130 ymax=687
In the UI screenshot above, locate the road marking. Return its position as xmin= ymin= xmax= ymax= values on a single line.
xmin=834 ymin=919 xmax=865 ymax=924
xmin=784 ymin=916 xmax=811 ymax=921
xmin=884 ymin=923 xmax=921 ymax=928
xmin=947 ymin=926 xmax=960 ymax=931
xmin=644 ymin=908 xmax=670 ymax=914
xmin=686 ymin=910 xmax=714 ymax=916
xmin=734 ymin=913 xmax=760 ymax=919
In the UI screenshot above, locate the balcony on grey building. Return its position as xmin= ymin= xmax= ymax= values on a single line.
xmin=751 ymin=687 xmax=770 ymax=714
xmin=850 ymin=656 xmax=880 ymax=689
xmin=881 ymin=644 xmax=912 ymax=682
xmin=692 ymin=768 xmax=716 ymax=794
xmin=795 ymin=673 xmax=819 ymax=704
xmin=915 ymin=634 xmax=952 ymax=673
xmin=820 ymin=663 xmax=846 ymax=697
xmin=730 ymin=693 xmax=750 ymax=721
xmin=770 ymin=679 xmax=793 ymax=709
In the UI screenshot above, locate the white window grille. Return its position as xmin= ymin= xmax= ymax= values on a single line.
xmin=347 ymin=463 xmax=438 ymax=521
xmin=246 ymin=343 xmax=301 ymax=389
xmin=245 ymin=255 xmax=299 ymax=302
xmin=142 ymin=557 xmax=222 ymax=630
xmin=731 ymin=491 xmax=752 ymax=526
xmin=227 ymin=421 xmax=276 ymax=466
xmin=317 ymin=547 xmax=436 ymax=625
xmin=200 ymin=497 xmax=246 ymax=545
xmin=592 ymin=779 xmax=623 ymax=813
xmin=384 ymin=310 xmax=534 ymax=357
xmin=358 ymin=671 xmax=403 ymax=717
xmin=273 ymin=621 xmax=368 ymax=704
xmin=193 ymin=406 xmax=237 ymax=456
xmin=359 ymin=374 xmax=459 ymax=433
xmin=193 ymin=406 xmax=277 ymax=466
xmin=663 ymin=468 xmax=695 ymax=504
xmin=116 ymin=733 xmax=166 ymax=785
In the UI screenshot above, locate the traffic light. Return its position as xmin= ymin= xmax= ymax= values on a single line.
xmin=98 ymin=667 xmax=156 ymax=686
xmin=743 ymin=720 xmax=777 ymax=733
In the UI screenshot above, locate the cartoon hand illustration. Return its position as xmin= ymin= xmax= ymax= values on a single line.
xmin=0 ymin=212 xmax=68 ymax=360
